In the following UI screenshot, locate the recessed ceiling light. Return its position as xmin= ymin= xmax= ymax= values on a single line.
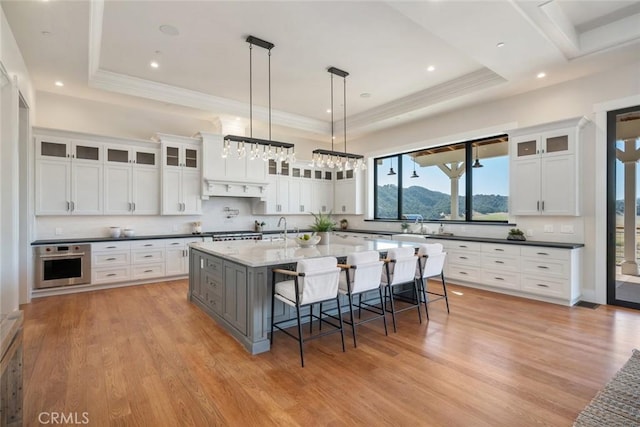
xmin=159 ymin=24 xmax=179 ymax=36
xmin=496 ymin=42 xmax=505 ymax=48
xmin=427 ymin=65 xmax=435 ymax=72
xmin=54 ymin=81 xmax=64 ymax=87
xmin=360 ymin=93 xmax=371 ymax=98
xmin=537 ymin=72 xmax=546 ymax=79
xmin=235 ymin=117 xmax=241 ymax=121
xmin=326 ymin=109 xmax=331 ymax=113
xmin=150 ymin=61 xmax=159 ymax=69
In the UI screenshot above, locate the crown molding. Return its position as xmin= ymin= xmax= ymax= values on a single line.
xmin=339 ymin=68 xmax=506 ymax=134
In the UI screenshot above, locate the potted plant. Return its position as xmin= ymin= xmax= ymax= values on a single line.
xmin=507 ymin=228 xmax=526 ymax=241
xmin=340 ymin=218 xmax=349 ymax=230
xmin=254 ymin=220 xmax=266 ymax=233
xmin=310 ymin=211 xmax=337 ymax=245
xmin=400 ymin=221 xmax=410 ymax=233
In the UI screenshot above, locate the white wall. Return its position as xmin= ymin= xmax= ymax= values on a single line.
xmin=0 ymin=6 xmax=35 ymax=313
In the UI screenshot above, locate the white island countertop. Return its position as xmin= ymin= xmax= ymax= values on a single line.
xmin=190 ymin=238 xmax=418 ymax=267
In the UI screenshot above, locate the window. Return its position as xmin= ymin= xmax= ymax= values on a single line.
xmin=374 ymin=135 xmax=509 ymax=222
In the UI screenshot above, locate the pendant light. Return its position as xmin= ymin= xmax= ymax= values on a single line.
xmin=223 ymin=35 xmax=295 ymax=162
xmin=387 ymin=157 xmax=397 ymax=176
xmin=472 ymin=142 xmax=483 ymax=168
xmin=410 ymin=156 xmax=419 ymax=178
xmin=312 ymin=67 xmax=365 ymax=171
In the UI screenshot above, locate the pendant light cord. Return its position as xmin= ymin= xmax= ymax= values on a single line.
xmin=343 ymin=75 xmax=347 ymax=154
xmin=268 ymin=49 xmax=272 ymax=141
xmin=249 ymin=43 xmax=253 ymax=138
xmin=331 ymin=72 xmax=334 ymax=151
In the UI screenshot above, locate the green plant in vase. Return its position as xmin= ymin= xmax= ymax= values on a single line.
xmin=507 ymin=228 xmax=526 ymax=241
xmin=309 ymin=211 xmax=337 ymax=245
xmin=400 ymin=222 xmax=410 ymax=233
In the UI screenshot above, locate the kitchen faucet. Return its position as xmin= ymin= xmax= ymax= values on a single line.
xmin=277 ymin=216 xmax=287 ymax=241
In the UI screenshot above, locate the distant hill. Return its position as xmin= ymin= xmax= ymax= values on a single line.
xmin=377 ymin=185 xmax=508 ymax=219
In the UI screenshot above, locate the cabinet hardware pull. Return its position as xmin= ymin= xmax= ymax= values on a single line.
xmin=106 ymin=246 xmax=117 ymax=249
xmin=171 ymin=242 xmax=180 ymax=245
xmin=536 ymin=284 xmax=549 ymax=288
xmin=132 ymin=202 xmax=136 ymax=212
xmin=106 ymin=257 xmax=116 ymax=261
xmin=494 ymin=277 xmax=504 ymax=280
xmin=107 ymin=273 xmax=116 ymax=277
xmin=459 ymin=256 xmax=468 ymax=259
xmin=537 ymin=265 xmax=549 ymax=269
xmin=66 ymin=201 xmax=70 ymax=211
xmin=537 ymin=201 xmax=540 ymax=211
xmin=541 ymin=201 xmax=545 ymax=211
xmin=459 ymin=245 xmax=467 ymax=248
xmin=495 ymin=248 xmax=504 ymax=252
xmin=71 ymin=201 xmax=75 ymax=211
xmin=459 ymin=271 xmax=468 ymax=275
xmin=144 ymin=255 xmax=153 ymax=258
xmin=495 ymin=261 xmax=504 ymax=264
xmin=537 ymin=252 xmax=549 ymax=256
xmin=144 ymin=244 xmax=153 ymax=247
xmin=144 ymin=270 xmax=153 ymax=273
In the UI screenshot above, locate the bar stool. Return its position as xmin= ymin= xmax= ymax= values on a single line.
xmin=381 ymin=246 xmax=422 ymax=332
xmin=270 ymin=257 xmax=345 ymax=367
xmin=415 ymin=243 xmax=449 ymax=319
xmin=337 ymin=250 xmax=387 ymax=347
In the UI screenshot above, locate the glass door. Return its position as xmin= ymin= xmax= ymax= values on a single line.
xmin=608 ymin=105 xmax=640 ymax=308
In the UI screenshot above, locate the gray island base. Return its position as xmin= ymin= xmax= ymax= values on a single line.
xmin=188 ymin=239 xmax=417 ymax=354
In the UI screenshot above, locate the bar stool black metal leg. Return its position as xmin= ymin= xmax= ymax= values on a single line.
xmin=296 ymin=305 xmax=305 ymax=367
xmin=270 ymin=271 xmax=276 ymax=345
xmin=389 ymin=285 xmax=397 ymax=333
xmin=421 ymin=277 xmax=430 ymax=320
xmin=318 ymin=302 xmax=323 ymax=331
xmin=309 ymin=304 xmax=314 ymax=333
xmin=442 ymin=272 xmax=450 ymax=313
xmin=414 ymin=279 xmax=422 ymax=324
xmin=379 ymin=287 xmax=388 ymax=336
xmin=347 ymin=292 xmax=357 ymax=347
xmin=336 ymin=296 xmax=346 ymax=352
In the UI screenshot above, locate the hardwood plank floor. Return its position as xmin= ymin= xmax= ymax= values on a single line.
xmin=21 ymin=280 xmax=640 ymax=426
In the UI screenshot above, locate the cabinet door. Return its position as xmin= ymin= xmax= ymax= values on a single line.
xmin=299 ymin=180 xmax=313 ymax=214
xmin=223 ymin=262 xmax=247 ymax=334
xmin=334 ymin=179 xmax=351 ymax=214
xmin=183 ymin=145 xmax=200 ymax=170
xmin=36 ymin=159 xmax=71 ymax=215
xmin=314 ymin=180 xmax=333 ymax=214
xmin=132 ymin=166 xmax=160 ymax=215
xmin=277 ymin=176 xmax=290 ymax=214
xmin=289 ymin=179 xmax=302 ymax=214
xmin=511 ymin=135 xmax=540 ymax=160
xmin=510 ymin=158 xmax=541 ymax=216
xmin=71 ymin=161 xmax=103 ymax=215
xmin=542 ymin=128 xmax=574 ymax=158
xmin=166 ymin=247 xmax=186 ymax=276
xmin=104 ymin=164 xmax=132 ymax=215
xmin=162 ymin=168 xmax=183 ymax=215
xmin=541 ymin=155 xmax=577 ymax=215
xmin=181 ymin=169 xmax=202 ymax=215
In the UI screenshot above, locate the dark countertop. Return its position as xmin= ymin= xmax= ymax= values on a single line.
xmin=32 ymin=230 xmax=260 ymax=246
xmin=421 ymin=234 xmax=584 ymax=249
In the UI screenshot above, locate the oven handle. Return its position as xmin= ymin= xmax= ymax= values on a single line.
xmin=39 ymin=252 xmax=86 ymax=259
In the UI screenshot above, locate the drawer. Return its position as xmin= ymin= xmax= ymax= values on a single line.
xmin=446 ymin=265 xmax=481 ymax=282
xmin=521 ymin=276 xmax=567 ymax=299
xmin=94 ymin=251 xmax=130 ymax=266
xmin=521 ymin=258 xmax=569 ymax=278
xmin=445 ymin=241 xmax=482 ymax=252
xmin=521 ymin=246 xmax=571 ymax=261
xmin=204 ymin=272 xmax=223 ymax=297
xmin=92 ymin=241 xmax=131 ymax=252
xmin=132 ymin=249 xmax=165 ymax=264
xmin=481 ymin=270 xmax=520 ymax=290
xmin=481 ymin=243 xmax=521 ymax=256
xmin=131 ymin=240 xmax=164 ymax=250
xmin=481 ymin=254 xmax=520 ymax=272
xmin=92 ymin=266 xmax=131 ymax=284
xmin=448 ymin=250 xmax=481 ymax=267
xmin=131 ymin=263 xmax=165 ymax=280
xmin=204 ymin=256 xmax=223 ymax=277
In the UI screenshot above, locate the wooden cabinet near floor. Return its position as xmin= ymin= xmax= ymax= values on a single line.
xmin=0 ymin=311 xmax=23 ymax=427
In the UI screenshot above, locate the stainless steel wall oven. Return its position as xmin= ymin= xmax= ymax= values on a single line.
xmin=35 ymin=244 xmax=91 ymax=289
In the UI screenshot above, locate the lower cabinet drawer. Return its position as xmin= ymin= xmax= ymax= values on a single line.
xmin=132 ymin=249 xmax=165 ymax=264
xmin=94 ymin=251 xmax=130 ymax=266
xmin=521 ymin=276 xmax=567 ymax=299
xmin=447 ymin=265 xmax=481 ymax=282
xmin=204 ymin=256 xmax=223 ymax=278
xmin=521 ymin=258 xmax=569 ymax=278
xmin=204 ymin=273 xmax=223 ymax=297
xmin=92 ymin=266 xmax=131 ymax=284
xmin=448 ymin=251 xmax=481 ymax=267
xmin=131 ymin=263 xmax=165 ymax=280
xmin=481 ymin=254 xmax=520 ymax=272
xmin=481 ymin=270 xmax=520 ymax=290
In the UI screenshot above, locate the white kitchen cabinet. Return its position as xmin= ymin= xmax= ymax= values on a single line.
xmin=334 ymin=169 xmax=364 ymax=215
xmin=35 ymin=136 xmax=103 ymax=215
xmin=104 ymin=145 xmax=160 ymax=215
xmin=199 ymin=133 xmax=269 ymax=198
xmin=166 ymin=238 xmax=202 ymax=276
xmin=252 ymin=160 xmax=291 ymax=214
xmin=158 ymin=134 xmax=202 ymax=215
xmin=509 ymin=117 xmax=588 ymax=216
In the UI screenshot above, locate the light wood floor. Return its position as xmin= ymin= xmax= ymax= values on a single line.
xmin=22 ymin=280 xmax=640 ymax=426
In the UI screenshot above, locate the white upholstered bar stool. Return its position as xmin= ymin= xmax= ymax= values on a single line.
xmin=270 ymin=257 xmax=345 ymax=367
xmin=415 ymin=243 xmax=449 ymax=320
xmin=381 ymin=246 xmax=423 ymax=332
xmin=337 ymin=250 xmax=387 ymax=347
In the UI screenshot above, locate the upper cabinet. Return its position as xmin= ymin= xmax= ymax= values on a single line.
xmin=34 ymin=128 xmax=170 ymax=217
xmin=35 ymin=135 xmax=104 ymax=215
xmin=199 ymin=133 xmax=268 ymax=199
xmin=156 ymin=133 xmax=202 ymax=215
xmin=509 ymin=117 xmax=589 ymax=216
xmin=334 ymin=168 xmax=364 ymax=215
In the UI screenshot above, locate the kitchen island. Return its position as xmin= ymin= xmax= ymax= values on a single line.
xmin=188 ymin=238 xmax=417 ymax=354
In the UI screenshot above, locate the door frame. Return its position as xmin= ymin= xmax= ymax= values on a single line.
xmin=607 ymin=104 xmax=640 ymax=309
